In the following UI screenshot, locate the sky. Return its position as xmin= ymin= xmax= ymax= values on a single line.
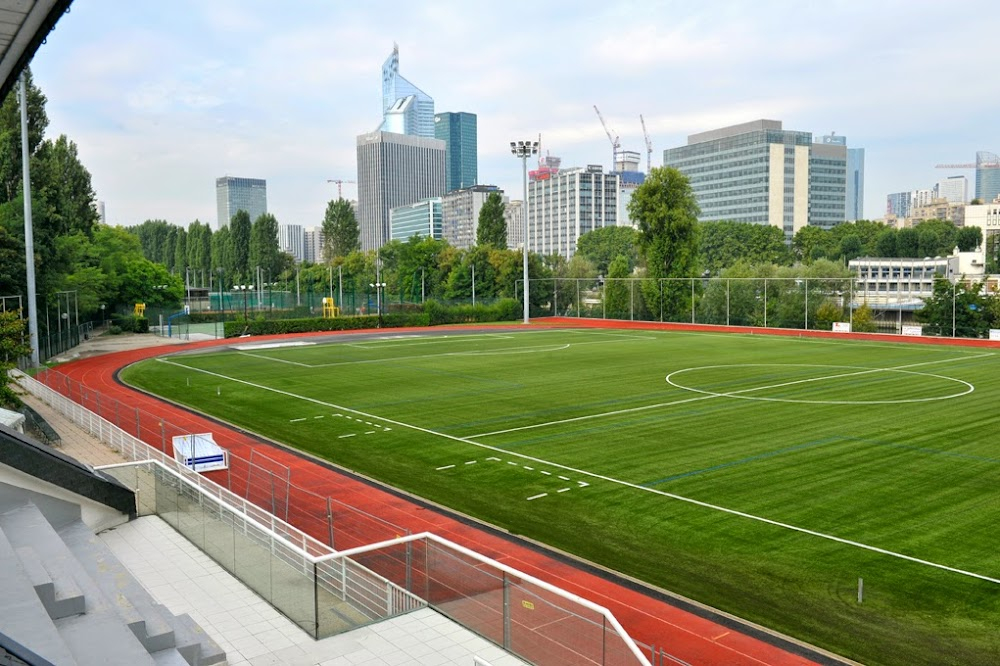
xmin=28 ymin=0 xmax=998 ymax=230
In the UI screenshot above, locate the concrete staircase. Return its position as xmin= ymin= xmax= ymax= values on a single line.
xmin=0 ymin=499 xmax=225 ymax=666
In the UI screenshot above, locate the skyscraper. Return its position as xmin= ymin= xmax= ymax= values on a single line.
xmin=356 ymin=131 xmax=446 ymax=251
xmin=278 ymin=224 xmax=304 ymax=263
xmin=846 ymin=148 xmax=865 ymax=221
xmin=216 ymin=177 xmax=266 ymax=229
xmin=434 ymin=112 xmax=478 ymax=192
xmin=380 ymin=45 xmax=435 ymax=138
xmin=935 ymin=175 xmax=968 ymax=204
xmin=975 ymin=151 xmax=1000 ymax=203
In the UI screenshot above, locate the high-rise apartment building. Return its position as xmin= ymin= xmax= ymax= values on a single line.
xmin=886 ymin=191 xmax=912 ymax=218
xmin=216 ymin=177 xmax=266 ymax=229
xmin=380 ymin=45 xmax=434 ymax=138
xmin=975 ymin=151 xmax=1000 ymax=203
xmin=847 ymin=148 xmax=865 ymax=220
xmin=440 ymin=185 xmax=500 ymax=250
xmin=527 ymin=165 xmax=620 ymax=259
xmin=504 ymin=200 xmax=524 ymax=252
xmin=302 ymin=227 xmax=323 ymax=264
xmin=278 ymin=224 xmax=304 ymax=263
xmin=935 ymin=175 xmax=968 ymax=204
xmin=390 ymin=198 xmax=442 ymax=242
xmin=356 ymin=131 xmax=446 ymax=251
xmin=434 ymin=112 xmax=478 ymax=192
xmin=664 ymin=121 xmax=850 ymax=239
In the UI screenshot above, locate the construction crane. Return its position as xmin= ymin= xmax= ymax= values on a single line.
xmin=593 ymin=105 xmax=620 ymax=171
xmin=935 ymin=151 xmax=1000 ymax=170
xmin=640 ymin=114 xmax=652 ymax=174
xmin=326 ymin=179 xmax=357 ymax=199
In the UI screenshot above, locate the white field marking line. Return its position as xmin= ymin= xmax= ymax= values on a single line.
xmin=467 ymin=353 xmax=993 ymax=439
xmin=289 ymin=417 xmax=307 ymax=423
xmin=347 ymin=333 xmax=518 ymax=350
xmin=313 ymin=415 xmax=325 ymax=419
xmin=540 ymin=470 xmax=551 ymax=475
xmin=338 ymin=434 xmax=356 ymax=439
xmin=557 ymin=488 xmax=571 ymax=493
xmin=235 ymin=351 xmax=313 ymax=367
xmin=154 ymin=356 xmax=1000 ymax=585
xmin=436 ymin=464 xmax=456 ymax=470
xmin=527 ymin=493 xmax=548 ymax=501
xmin=365 ymin=431 xmax=376 ymax=434
xmin=465 ymin=460 xmax=477 ymax=465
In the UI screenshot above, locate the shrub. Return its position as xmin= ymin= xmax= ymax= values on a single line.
xmin=110 ymin=314 xmax=149 ymax=334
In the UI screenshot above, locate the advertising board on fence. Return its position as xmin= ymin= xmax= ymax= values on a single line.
xmin=901 ymin=325 xmax=923 ymax=337
xmin=990 ymin=329 xmax=1000 ymax=341
xmin=832 ymin=322 xmax=851 ymax=333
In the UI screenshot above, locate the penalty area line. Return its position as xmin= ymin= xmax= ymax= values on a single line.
xmin=153 ymin=356 xmax=1000 ymax=587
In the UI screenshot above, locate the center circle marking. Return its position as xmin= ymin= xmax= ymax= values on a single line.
xmin=664 ymin=363 xmax=974 ymax=405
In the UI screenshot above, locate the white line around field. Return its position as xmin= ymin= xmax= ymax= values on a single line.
xmin=236 ymin=350 xmax=313 ymax=367
xmin=467 ymin=353 xmax=993 ymax=439
xmin=155 ymin=356 xmax=1000 ymax=586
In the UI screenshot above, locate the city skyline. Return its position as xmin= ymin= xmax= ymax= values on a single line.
xmin=28 ymin=1 xmax=998 ymax=230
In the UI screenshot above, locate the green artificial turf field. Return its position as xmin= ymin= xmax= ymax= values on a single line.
xmin=121 ymin=328 xmax=1000 ymax=665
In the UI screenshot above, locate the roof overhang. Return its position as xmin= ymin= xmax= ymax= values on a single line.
xmin=0 ymin=0 xmax=74 ymax=101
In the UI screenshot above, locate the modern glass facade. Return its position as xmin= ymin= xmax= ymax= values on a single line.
xmin=527 ymin=166 xmax=620 ymax=259
xmin=390 ymin=198 xmax=442 ymax=242
xmin=216 ymin=177 xmax=267 ymax=229
xmin=975 ymin=151 xmax=1000 ymax=203
xmin=380 ymin=45 xmax=435 ymax=138
xmin=847 ymin=148 xmax=865 ymax=220
xmin=434 ymin=112 xmax=478 ymax=192
xmin=886 ymin=191 xmax=912 ymax=218
xmin=809 ymin=143 xmax=848 ymax=230
xmin=356 ymin=131 xmax=446 ymax=251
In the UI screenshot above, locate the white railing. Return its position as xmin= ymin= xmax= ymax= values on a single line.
xmin=14 ymin=368 xmax=651 ymax=665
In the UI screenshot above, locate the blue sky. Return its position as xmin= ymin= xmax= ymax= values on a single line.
xmin=30 ymin=0 xmax=997 ymax=230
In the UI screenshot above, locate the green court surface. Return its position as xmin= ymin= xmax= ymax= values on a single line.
xmin=121 ymin=328 xmax=1000 ymax=666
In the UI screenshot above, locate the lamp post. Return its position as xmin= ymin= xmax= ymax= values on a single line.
xmin=100 ymin=304 xmax=106 ymax=329
xmin=369 ymin=281 xmax=386 ymax=327
xmin=510 ymin=139 xmax=538 ymax=324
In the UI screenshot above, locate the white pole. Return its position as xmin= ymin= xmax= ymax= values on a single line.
xmin=522 ymin=152 xmax=530 ymax=324
xmin=472 ymin=263 xmax=476 ymax=307
xmin=20 ymin=71 xmax=39 ymax=366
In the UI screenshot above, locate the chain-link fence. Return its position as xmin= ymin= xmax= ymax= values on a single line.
xmin=524 ymin=276 xmax=992 ymax=338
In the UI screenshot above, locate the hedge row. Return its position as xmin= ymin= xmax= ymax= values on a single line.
xmin=222 ymin=298 xmax=522 ymax=338
xmin=110 ymin=314 xmax=150 ymax=333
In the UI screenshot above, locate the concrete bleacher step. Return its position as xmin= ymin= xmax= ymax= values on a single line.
xmin=14 ymin=544 xmax=86 ymax=620
xmin=59 ymin=519 xmax=178 ymax=653
xmin=0 ymin=500 xmax=154 ymax=665
xmin=170 ymin=609 xmax=227 ymax=666
xmin=151 ymin=647 xmax=194 ymax=666
xmin=61 ymin=519 xmax=224 ymax=664
xmin=0 ymin=519 xmax=79 ymax=666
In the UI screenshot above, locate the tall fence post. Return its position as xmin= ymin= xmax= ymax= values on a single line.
xmin=502 ymin=572 xmax=511 ymax=650
xmin=135 ymin=407 xmax=141 ymax=439
xmin=690 ymin=279 xmax=694 ymax=324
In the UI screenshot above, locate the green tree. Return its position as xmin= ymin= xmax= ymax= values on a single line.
xmin=956 ymin=226 xmax=982 ymax=252
xmin=838 ymin=234 xmax=864 ymax=262
xmin=897 ymin=227 xmax=919 ymax=257
xmin=476 ymin=192 xmax=507 ymax=248
xmin=629 ymin=166 xmax=700 ymax=320
xmin=916 ymin=279 xmax=989 ymax=337
xmin=249 ymin=212 xmax=281 ymax=280
xmin=322 ymin=198 xmax=359 ymax=262
xmin=875 ymin=229 xmax=897 ymax=257
xmin=0 ymin=67 xmax=47 ymax=204
xmin=699 ymin=221 xmax=790 ymax=274
xmin=852 ymin=302 xmax=878 ymax=333
xmin=603 ymin=254 xmax=631 ymax=319
xmin=576 ymin=226 xmax=639 ymax=275
xmin=229 ymin=210 xmax=251 ymax=281
xmin=0 ymin=309 xmax=31 ymax=407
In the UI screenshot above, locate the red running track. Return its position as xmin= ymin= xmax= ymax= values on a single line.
xmin=48 ymin=321 xmax=896 ymax=666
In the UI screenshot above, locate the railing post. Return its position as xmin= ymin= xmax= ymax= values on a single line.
xmin=327 ymin=496 xmax=335 ymax=548
xmin=405 ymin=540 xmax=413 ymax=592
xmin=502 ymin=572 xmax=511 ymax=650
xmin=135 ymin=407 xmax=141 ymax=439
xmin=313 ymin=562 xmax=320 ymax=639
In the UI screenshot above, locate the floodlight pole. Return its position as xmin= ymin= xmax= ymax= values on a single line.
xmin=20 ymin=71 xmax=39 ymax=366
xmin=511 ymin=139 xmax=538 ymax=324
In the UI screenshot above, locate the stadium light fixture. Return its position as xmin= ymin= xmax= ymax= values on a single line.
xmin=510 ymin=139 xmax=538 ymax=324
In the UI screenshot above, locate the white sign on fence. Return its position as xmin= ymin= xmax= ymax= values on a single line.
xmin=990 ymin=329 xmax=1000 ymax=341
xmin=172 ymin=433 xmax=229 ymax=472
xmin=832 ymin=322 xmax=852 ymax=333
xmin=901 ymin=325 xmax=923 ymax=337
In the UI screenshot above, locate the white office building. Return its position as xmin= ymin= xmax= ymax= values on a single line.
xmin=935 ymin=175 xmax=968 ymax=204
xmin=527 ymin=165 xmax=620 ymax=260
xmin=303 ymin=226 xmax=323 ymax=264
xmin=440 ymin=185 xmax=502 ymax=250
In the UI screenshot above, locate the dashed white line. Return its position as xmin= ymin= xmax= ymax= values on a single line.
xmin=523 ymin=466 xmax=534 ymax=471
xmin=338 ymin=433 xmax=356 ymax=439
xmin=365 ymin=431 xmax=376 ymax=434
xmin=558 ymin=476 xmax=570 ymax=481
xmin=465 ymin=460 xmax=477 ymax=465
xmin=289 ymin=418 xmax=307 ymax=423
xmin=313 ymin=415 xmax=324 ymax=419
xmin=540 ymin=471 xmax=551 ymax=476
xmin=526 ymin=493 xmax=548 ymax=501
xmin=578 ymin=481 xmax=590 ymax=488
xmin=507 ymin=461 xmax=519 ymax=466
xmin=557 ymin=488 xmax=571 ymax=493
xmin=436 ymin=464 xmax=456 ymax=471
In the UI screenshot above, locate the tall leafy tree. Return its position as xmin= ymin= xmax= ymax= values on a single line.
xmin=603 ymin=254 xmax=630 ymax=319
xmin=229 ymin=210 xmax=251 ymax=281
xmin=249 ymin=212 xmax=281 ymax=280
xmin=628 ymin=166 xmax=700 ymax=320
xmin=699 ymin=221 xmax=789 ymax=274
xmin=476 ymin=192 xmax=506 ymax=248
xmin=0 ymin=67 xmax=47 ymax=203
xmin=0 ymin=309 xmax=31 ymax=407
xmin=576 ymin=226 xmax=639 ymax=275
xmin=321 ymin=198 xmax=359 ymax=262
